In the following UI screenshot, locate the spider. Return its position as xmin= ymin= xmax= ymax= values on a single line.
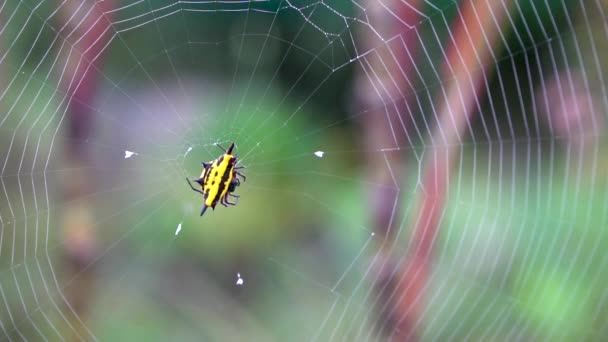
xmin=186 ymin=142 xmax=246 ymax=216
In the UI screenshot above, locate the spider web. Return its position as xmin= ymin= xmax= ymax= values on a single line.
xmin=1 ymin=0 xmax=607 ymax=340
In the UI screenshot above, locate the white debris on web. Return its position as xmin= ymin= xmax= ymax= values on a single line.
xmin=124 ymin=150 xmax=137 ymax=159
xmin=175 ymin=222 xmax=182 ymax=236
xmin=236 ymin=273 xmax=244 ymax=286
xmin=184 ymin=146 xmax=193 ymax=157
xmin=314 ymin=151 xmax=325 ymax=158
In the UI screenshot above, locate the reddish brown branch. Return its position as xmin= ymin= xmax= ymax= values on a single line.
xmin=356 ymin=0 xmax=424 ymax=339
xmin=358 ymin=1 xmax=423 ymax=245
xmin=390 ymin=1 xmax=515 ymax=341
xmin=60 ymin=0 xmax=116 ymax=158
xmin=58 ymin=1 xmax=115 ymax=340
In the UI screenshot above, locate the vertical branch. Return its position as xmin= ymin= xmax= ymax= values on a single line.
xmin=358 ymin=1 xmax=422 ymax=239
xmin=355 ymin=0 xmax=423 ymax=338
xmin=59 ymin=0 xmax=115 ymax=157
xmin=390 ymin=0 xmax=515 ymax=341
xmin=57 ymin=1 xmax=115 ymax=340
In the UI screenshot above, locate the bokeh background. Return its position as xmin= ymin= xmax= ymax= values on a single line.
xmin=1 ymin=0 xmax=607 ymax=341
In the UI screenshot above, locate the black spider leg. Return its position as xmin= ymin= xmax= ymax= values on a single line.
xmin=216 ymin=142 xmax=236 ymax=154
xmin=224 ymin=194 xmax=238 ymax=206
xmin=220 ymin=196 xmax=229 ymax=207
xmin=234 ymin=164 xmax=246 ymax=175
xmin=215 ymin=143 xmax=227 ymax=152
xmin=187 ymin=177 xmax=209 ymax=216
xmin=235 ymin=171 xmax=246 ymax=181
xmin=220 ymin=192 xmax=236 ymax=207
xmin=227 ymin=194 xmax=239 ymax=205
xmin=232 ymin=165 xmax=246 ymax=182
xmin=186 ymin=178 xmax=204 ymax=195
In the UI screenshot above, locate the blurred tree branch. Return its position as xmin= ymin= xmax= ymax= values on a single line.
xmin=391 ymin=1 xmax=515 ymax=341
xmin=57 ymin=0 xmax=115 ymax=340
xmin=358 ymin=0 xmax=514 ymax=340
xmin=355 ymin=0 xmax=422 ymax=339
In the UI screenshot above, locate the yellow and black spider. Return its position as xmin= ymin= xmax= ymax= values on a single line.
xmin=186 ymin=142 xmax=246 ymax=216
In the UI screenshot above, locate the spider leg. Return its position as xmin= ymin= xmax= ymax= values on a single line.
xmin=219 ymin=195 xmax=229 ymax=207
xmin=234 ymin=170 xmax=246 ymax=180
xmin=223 ymin=192 xmax=237 ymax=205
xmin=215 ymin=143 xmax=227 ymax=152
xmin=186 ymin=178 xmax=204 ymax=195
xmin=235 ymin=165 xmax=246 ymax=170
